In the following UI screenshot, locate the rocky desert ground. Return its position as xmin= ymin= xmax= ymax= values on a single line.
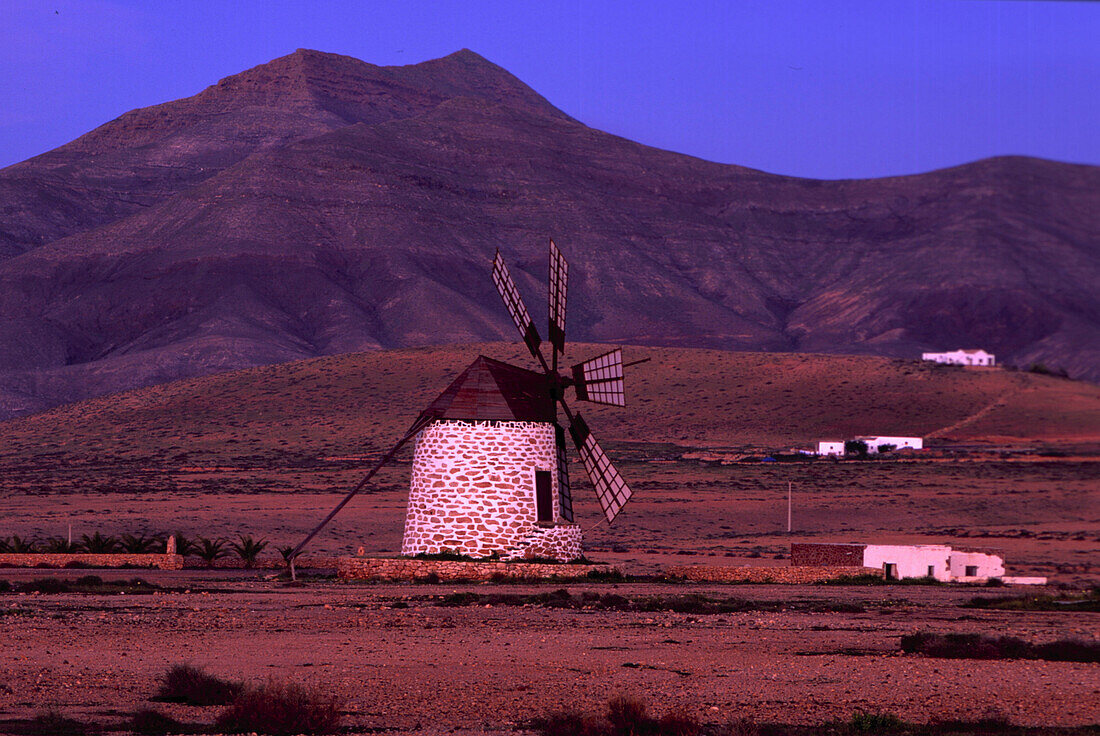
xmin=1 ymin=571 xmax=1098 ymax=735
xmin=1 ymin=347 xmax=1097 ymax=733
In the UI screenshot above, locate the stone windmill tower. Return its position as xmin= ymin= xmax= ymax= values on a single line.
xmin=287 ymin=241 xmax=638 ymax=570
xmin=402 ymin=242 xmax=638 ymax=561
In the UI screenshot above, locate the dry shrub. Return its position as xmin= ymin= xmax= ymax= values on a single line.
xmin=535 ymin=696 xmax=699 ymax=736
xmin=214 ymin=680 xmax=342 ymax=735
xmin=129 ymin=708 xmax=184 ymax=735
xmin=901 ymin=632 xmax=1100 ymax=663
xmin=154 ymin=664 xmax=241 ymax=706
xmin=23 ymin=709 xmax=99 ymax=735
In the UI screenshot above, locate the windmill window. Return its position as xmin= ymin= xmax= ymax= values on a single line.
xmin=535 ymin=471 xmax=553 ymax=523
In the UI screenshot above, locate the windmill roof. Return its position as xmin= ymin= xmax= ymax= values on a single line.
xmin=420 ymin=356 xmax=556 ymax=423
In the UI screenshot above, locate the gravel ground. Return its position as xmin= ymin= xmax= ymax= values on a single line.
xmin=1 ymin=571 xmax=1097 ymax=734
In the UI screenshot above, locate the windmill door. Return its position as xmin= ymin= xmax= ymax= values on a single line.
xmin=535 ymin=471 xmax=553 ymax=522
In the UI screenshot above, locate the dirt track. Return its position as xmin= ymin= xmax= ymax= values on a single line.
xmin=1 ymin=571 xmax=1097 ymax=734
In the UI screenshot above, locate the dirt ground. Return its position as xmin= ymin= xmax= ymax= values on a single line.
xmin=1 ymin=346 xmax=1097 ymax=732
xmin=4 ymin=454 xmax=1097 ymax=583
xmin=1 ymin=570 xmax=1097 ymax=735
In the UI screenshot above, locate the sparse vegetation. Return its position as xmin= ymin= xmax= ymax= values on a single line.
xmin=4 ymin=576 xmax=162 ymax=595
xmin=43 ymin=536 xmax=77 ymax=553
xmin=213 ymin=680 xmax=342 ymax=735
xmin=435 ymin=589 xmax=864 ymax=614
xmin=195 ymin=537 xmax=228 ymax=567
xmin=120 ymin=533 xmax=161 ymax=553
xmin=6 ymin=535 xmax=38 ymax=553
xmin=1028 ymin=363 xmax=1069 ymax=379
xmin=844 ymin=439 xmax=868 ymax=457
xmin=172 ymin=533 xmax=198 ymax=558
xmin=229 ymin=535 xmax=268 ymax=568
xmin=129 ymin=708 xmax=186 ymax=735
xmin=965 ymin=589 xmax=1100 ymax=613
xmin=277 ymin=544 xmax=297 ymax=564
xmin=532 ymin=699 xmax=1100 ymax=736
xmin=534 ymin=695 xmax=699 ymax=736
xmin=15 ymin=708 xmax=100 ymax=736
xmin=153 ymin=664 xmax=242 ymax=706
xmin=900 ymin=632 xmax=1100 ymax=663
xmin=78 ymin=532 xmax=118 ymax=554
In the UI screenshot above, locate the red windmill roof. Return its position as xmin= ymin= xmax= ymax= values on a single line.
xmin=420 ymin=356 xmax=556 ymax=423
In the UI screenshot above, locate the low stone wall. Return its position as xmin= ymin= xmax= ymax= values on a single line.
xmin=666 ymin=565 xmax=882 ymax=584
xmin=338 ymin=556 xmax=617 ymax=582
xmin=790 ymin=543 xmax=866 ymax=567
xmin=0 ymin=553 xmax=185 ymax=570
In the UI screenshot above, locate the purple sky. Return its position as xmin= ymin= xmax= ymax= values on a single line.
xmin=2 ymin=0 xmax=1098 ymax=178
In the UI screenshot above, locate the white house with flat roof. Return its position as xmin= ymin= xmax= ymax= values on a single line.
xmin=816 ymin=440 xmax=845 ymax=456
xmin=854 ymin=436 xmax=923 ymax=453
xmin=792 ymin=542 xmax=1015 ymax=583
xmin=922 ymin=349 xmax=996 ymax=366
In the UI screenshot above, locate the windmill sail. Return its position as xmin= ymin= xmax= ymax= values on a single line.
xmin=555 ymin=424 xmax=573 ymax=523
xmin=568 ymin=413 xmax=633 ymax=522
xmin=548 ymin=240 xmax=568 ymax=363
xmin=572 ymin=348 xmax=625 ymax=407
xmin=492 ymin=251 xmax=542 ymax=359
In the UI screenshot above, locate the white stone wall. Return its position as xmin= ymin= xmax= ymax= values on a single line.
xmin=401 ymin=419 xmax=582 ymax=561
xmin=862 ymin=544 xmax=952 ymax=581
xmin=858 ymin=436 xmax=924 ymax=453
xmin=948 ymin=550 xmax=1005 ymax=582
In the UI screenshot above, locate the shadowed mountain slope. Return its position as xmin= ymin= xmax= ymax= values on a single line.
xmin=0 ymin=48 xmax=568 ymax=260
xmin=0 ymin=50 xmax=1097 ymax=419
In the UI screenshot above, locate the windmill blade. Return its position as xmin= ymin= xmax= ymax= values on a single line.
xmin=568 ymin=413 xmax=632 ymax=523
xmin=548 ymin=240 xmax=568 ymax=366
xmin=571 ymin=348 xmax=625 ymax=407
xmin=492 ymin=250 xmax=543 ymax=359
xmin=555 ymin=424 xmax=574 ymax=523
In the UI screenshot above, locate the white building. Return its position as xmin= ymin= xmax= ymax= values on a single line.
xmin=816 ymin=440 xmax=845 ymax=456
xmin=922 ymin=349 xmax=996 ymax=366
xmin=791 ymin=542 xmax=1009 ymax=582
xmin=854 ymin=436 xmax=923 ymax=453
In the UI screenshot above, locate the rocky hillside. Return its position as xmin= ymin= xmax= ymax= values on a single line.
xmin=1 ymin=49 xmax=1097 ymax=418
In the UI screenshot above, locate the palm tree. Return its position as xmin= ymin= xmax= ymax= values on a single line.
xmin=196 ymin=537 xmax=228 ymax=567
xmin=277 ymin=544 xmax=297 ymax=565
xmin=230 ymin=535 xmax=268 ymax=568
xmin=9 ymin=535 xmax=38 ymax=553
xmin=79 ymin=532 xmax=118 ymax=554
xmin=172 ymin=532 xmax=198 ymax=558
xmin=43 ymin=536 xmax=77 ymax=553
xmin=120 ymin=533 xmax=159 ymax=553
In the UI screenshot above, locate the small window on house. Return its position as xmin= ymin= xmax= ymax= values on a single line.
xmin=965 ymin=565 xmax=978 ymax=577
xmin=927 ymin=565 xmax=935 ymax=578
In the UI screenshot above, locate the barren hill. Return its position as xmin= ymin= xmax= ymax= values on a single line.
xmin=2 ymin=345 xmax=1096 ymax=489
xmin=1 ymin=49 xmax=1098 ymax=419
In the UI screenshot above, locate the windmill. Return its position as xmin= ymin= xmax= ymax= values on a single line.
xmin=288 ymin=240 xmax=640 ymax=571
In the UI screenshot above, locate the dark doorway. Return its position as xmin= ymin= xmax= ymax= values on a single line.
xmin=884 ymin=563 xmax=898 ymax=580
xmin=535 ymin=471 xmax=553 ymax=522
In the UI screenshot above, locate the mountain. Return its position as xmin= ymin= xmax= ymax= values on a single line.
xmin=1 ymin=49 xmax=1098 ymax=418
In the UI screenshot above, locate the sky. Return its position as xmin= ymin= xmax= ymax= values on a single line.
xmin=1 ymin=0 xmax=1098 ymax=179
